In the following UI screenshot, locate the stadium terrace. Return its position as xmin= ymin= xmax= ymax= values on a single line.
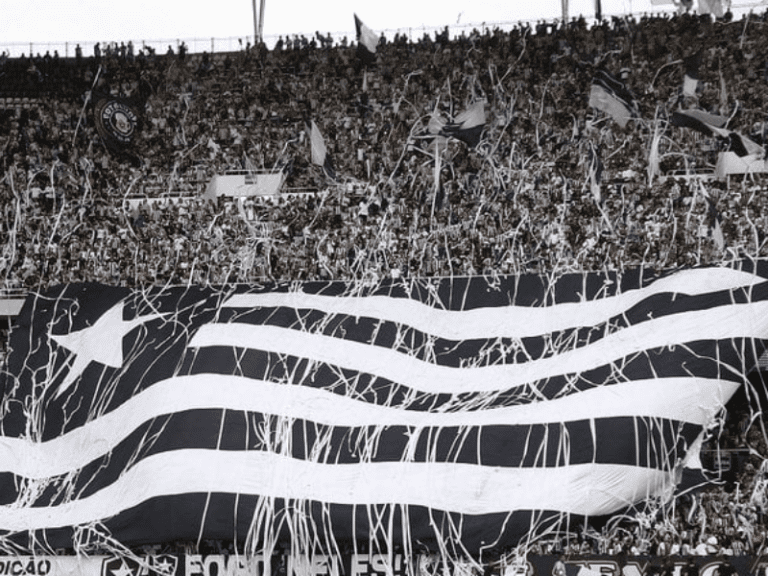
xmin=1 ymin=4 xmax=768 ymax=572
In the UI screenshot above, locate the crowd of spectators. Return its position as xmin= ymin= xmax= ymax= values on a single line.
xmin=1 ymin=4 xmax=768 ymax=560
xmin=1 ymin=9 xmax=767 ymax=294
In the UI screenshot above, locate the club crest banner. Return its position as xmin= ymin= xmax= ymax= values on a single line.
xmin=93 ymin=96 xmax=142 ymax=152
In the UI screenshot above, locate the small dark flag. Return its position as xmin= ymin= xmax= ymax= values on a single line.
xmin=698 ymin=181 xmax=725 ymax=251
xmin=709 ymin=201 xmax=725 ymax=251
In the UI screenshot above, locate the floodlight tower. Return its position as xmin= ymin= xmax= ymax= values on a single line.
xmin=259 ymin=0 xmax=266 ymax=41
xmin=252 ymin=0 xmax=266 ymax=44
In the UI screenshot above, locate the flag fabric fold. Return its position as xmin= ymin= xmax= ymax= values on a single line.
xmin=442 ymin=101 xmax=486 ymax=147
xmin=2 ymin=264 xmax=768 ymax=553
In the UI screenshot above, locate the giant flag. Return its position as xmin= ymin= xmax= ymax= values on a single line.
xmin=2 ymin=263 xmax=768 ymax=556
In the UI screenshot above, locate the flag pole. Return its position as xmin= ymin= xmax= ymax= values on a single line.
xmin=431 ymin=140 xmax=440 ymax=223
xmin=259 ymin=0 xmax=266 ymax=43
xmin=252 ymin=0 xmax=260 ymax=43
xmin=71 ymin=64 xmax=102 ymax=148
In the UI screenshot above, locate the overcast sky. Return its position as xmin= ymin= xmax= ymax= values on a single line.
xmin=2 ymin=0 xmax=765 ymax=56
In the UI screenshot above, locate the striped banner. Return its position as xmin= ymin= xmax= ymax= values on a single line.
xmin=1 ymin=262 xmax=767 ymax=554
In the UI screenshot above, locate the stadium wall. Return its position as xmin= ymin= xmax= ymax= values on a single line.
xmin=0 ymin=554 xmax=764 ymax=576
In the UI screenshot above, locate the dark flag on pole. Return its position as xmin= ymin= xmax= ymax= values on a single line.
xmin=725 ymin=132 xmax=765 ymax=158
xmin=707 ymin=198 xmax=725 ymax=251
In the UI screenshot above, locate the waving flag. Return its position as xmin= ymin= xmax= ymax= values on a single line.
xmin=92 ymin=93 xmax=143 ymax=155
xmin=699 ymin=0 xmax=725 ymax=17
xmin=308 ymin=120 xmax=335 ymax=180
xmin=682 ymin=52 xmax=701 ymax=98
xmin=441 ymin=101 xmax=486 ymax=147
xmin=425 ymin=101 xmax=487 ymax=148
xmin=354 ymin=14 xmax=378 ymax=64
xmin=725 ymin=132 xmax=765 ymax=158
xmin=708 ymin=199 xmax=725 ymax=251
xmin=1 ymin=264 xmax=768 ymax=555
xmin=589 ymin=70 xmax=639 ymax=128
xmin=670 ymin=110 xmax=764 ymax=157
xmin=670 ymin=109 xmax=728 ymax=133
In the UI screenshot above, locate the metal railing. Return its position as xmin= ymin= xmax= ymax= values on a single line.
xmin=2 ymin=3 xmax=764 ymax=60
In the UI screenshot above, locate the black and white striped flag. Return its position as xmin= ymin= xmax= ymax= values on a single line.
xmin=1 ymin=262 xmax=768 ymax=553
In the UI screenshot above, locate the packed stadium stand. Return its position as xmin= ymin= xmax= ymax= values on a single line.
xmin=2 ymin=4 xmax=768 ymax=565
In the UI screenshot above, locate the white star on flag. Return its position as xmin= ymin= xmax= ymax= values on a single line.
xmin=154 ymin=558 xmax=175 ymax=575
xmin=50 ymin=302 xmax=163 ymax=398
xmin=109 ymin=561 xmax=136 ymax=576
